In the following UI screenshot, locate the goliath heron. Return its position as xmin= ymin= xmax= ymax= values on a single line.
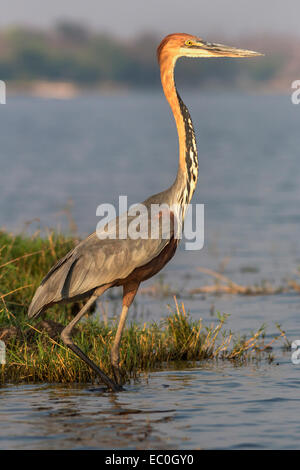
xmin=28 ymin=33 xmax=261 ymax=391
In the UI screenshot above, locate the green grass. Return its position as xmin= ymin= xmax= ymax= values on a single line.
xmin=0 ymin=229 xmax=76 ymax=320
xmin=0 ymin=230 xmax=285 ymax=385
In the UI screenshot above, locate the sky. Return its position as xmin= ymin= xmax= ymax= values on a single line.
xmin=0 ymin=0 xmax=299 ymax=38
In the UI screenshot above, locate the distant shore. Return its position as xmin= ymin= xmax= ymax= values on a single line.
xmin=6 ymin=80 xmax=131 ymax=100
xmin=1 ymin=24 xmax=299 ymax=100
xmin=5 ymin=79 xmax=292 ymax=100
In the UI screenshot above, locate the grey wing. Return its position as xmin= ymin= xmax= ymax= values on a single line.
xmin=28 ymin=203 xmax=176 ymax=318
xmin=60 ymin=204 xmax=176 ymax=296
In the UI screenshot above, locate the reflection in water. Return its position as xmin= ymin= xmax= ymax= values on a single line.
xmin=0 ymin=382 xmax=178 ymax=449
xmin=1 ymin=357 xmax=300 ymax=449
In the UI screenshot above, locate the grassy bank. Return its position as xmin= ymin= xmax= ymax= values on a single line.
xmin=0 ymin=230 xmax=76 ymax=318
xmin=0 ymin=230 xmax=286 ymax=385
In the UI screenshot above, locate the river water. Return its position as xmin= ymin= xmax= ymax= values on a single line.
xmin=0 ymin=91 xmax=300 ymax=449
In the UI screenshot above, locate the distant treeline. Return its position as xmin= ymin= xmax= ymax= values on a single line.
xmin=0 ymin=22 xmax=290 ymax=88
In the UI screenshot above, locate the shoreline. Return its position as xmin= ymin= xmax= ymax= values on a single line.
xmin=4 ymin=80 xmax=292 ymax=100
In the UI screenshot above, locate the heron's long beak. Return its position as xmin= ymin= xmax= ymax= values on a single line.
xmin=184 ymin=41 xmax=263 ymax=58
xmin=205 ymin=42 xmax=263 ymax=57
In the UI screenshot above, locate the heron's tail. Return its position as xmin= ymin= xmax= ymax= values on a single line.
xmin=28 ymin=286 xmax=49 ymax=319
xmin=28 ymin=248 xmax=76 ymax=319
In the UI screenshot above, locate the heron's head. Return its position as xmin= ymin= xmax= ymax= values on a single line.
xmin=157 ymin=33 xmax=263 ymax=62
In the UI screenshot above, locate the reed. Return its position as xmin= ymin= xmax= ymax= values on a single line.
xmin=0 ymin=230 xmax=284 ymax=385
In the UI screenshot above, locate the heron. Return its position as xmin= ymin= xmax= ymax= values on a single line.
xmin=28 ymin=33 xmax=262 ymax=392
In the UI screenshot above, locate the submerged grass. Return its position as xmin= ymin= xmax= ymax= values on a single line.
xmin=0 ymin=230 xmax=286 ymax=385
xmin=1 ymin=301 xmax=277 ymax=385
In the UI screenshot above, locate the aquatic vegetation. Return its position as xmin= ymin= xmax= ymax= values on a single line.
xmin=1 ymin=300 xmax=278 ymax=385
xmin=0 ymin=230 xmax=288 ymax=385
xmin=0 ymin=229 xmax=77 ymax=320
xmin=189 ymin=267 xmax=287 ymax=296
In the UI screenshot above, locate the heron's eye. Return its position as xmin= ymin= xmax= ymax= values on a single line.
xmin=185 ymin=40 xmax=193 ymax=46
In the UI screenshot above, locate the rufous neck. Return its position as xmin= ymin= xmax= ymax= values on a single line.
xmin=160 ymin=54 xmax=186 ymax=174
xmin=159 ymin=53 xmax=199 ymax=205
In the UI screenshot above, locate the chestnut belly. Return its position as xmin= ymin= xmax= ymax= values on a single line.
xmin=116 ymin=238 xmax=178 ymax=286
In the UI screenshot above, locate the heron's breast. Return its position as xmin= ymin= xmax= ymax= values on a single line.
xmin=116 ymin=238 xmax=178 ymax=285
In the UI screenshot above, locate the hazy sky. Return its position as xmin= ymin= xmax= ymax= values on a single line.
xmin=1 ymin=0 xmax=299 ymax=38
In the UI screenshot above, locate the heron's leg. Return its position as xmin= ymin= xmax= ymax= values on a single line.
xmin=111 ymin=281 xmax=140 ymax=384
xmin=61 ymin=289 xmax=121 ymax=392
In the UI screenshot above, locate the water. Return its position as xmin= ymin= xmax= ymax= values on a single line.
xmin=1 ymin=360 xmax=300 ymax=450
xmin=1 ymin=91 xmax=300 ymax=449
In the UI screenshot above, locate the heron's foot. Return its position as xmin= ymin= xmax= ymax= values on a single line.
xmin=111 ymin=348 xmax=124 ymax=387
xmin=112 ymin=363 xmax=124 ymax=386
xmin=97 ymin=373 xmax=123 ymax=392
xmin=111 ymin=360 xmax=124 ymax=387
xmin=111 ymin=378 xmax=124 ymax=392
